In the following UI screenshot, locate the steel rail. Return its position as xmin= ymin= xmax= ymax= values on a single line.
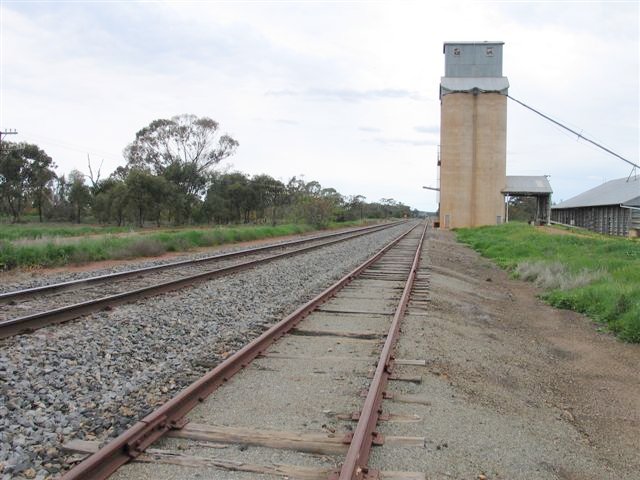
xmin=0 ymin=222 xmax=401 ymax=305
xmin=0 ymin=222 xmax=404 ymax=339
xmin=60 ymin=222 xmax=421 ymax=480
xmin=335 ymin=220 xmax=428 ymax=480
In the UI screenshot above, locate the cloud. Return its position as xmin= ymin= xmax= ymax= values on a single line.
xmin=1 ymin=1 xmax=637 ymax=214
xmin=373 ymin=137 xmax=437 ymax=147
xmin=266 ymin=88 xmax=426 ymax=102
xmin=274 ymin=119 xmax=300 ymax=126
xmin=414 ymin=125 xmax=439 ymax=135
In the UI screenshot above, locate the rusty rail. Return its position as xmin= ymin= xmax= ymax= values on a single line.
xmin=334 ymin=220 xmax=428 ymax=480
xmin=0 ymin=222 xmax=401 ymax=339
xmin=0 ymin=222 xmax=400 ymax=305
xmin=60 ymin=223 xmax=420 ymax=480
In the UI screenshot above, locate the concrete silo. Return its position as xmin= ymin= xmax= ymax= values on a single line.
xmin=439 ymin=41 xmax=509 ymax=229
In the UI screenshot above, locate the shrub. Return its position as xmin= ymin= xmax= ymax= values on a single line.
xmin=110 ymin=238 xmax=167 ymax=260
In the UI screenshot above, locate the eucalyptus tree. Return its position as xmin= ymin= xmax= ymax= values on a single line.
xmin=125 ymin=169 xmax=171 ymax=227
xmin=250 ymin=174 xmax=286 ymax=225
xmin=123 ymin=114 xmax=239 ymax=223
xmin=0 ymin=142 xmax=56 ymax=222
xmin=67 ymin=170 xmax=92 ymax=223
xmin=347 ymin=194 xmax=366 ymax=221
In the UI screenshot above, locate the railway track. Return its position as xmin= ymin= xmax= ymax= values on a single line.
xmin=0 ymin=222 xmax=400 ymax=339
xmin=60 ymin=220 xmax=429 ymax=479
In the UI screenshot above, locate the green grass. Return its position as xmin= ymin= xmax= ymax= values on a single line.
xmin=0 ymin=223 xmax=134 ymax=241
xmin=0 ymin=222 xmax=374 ymax=271
xmin=455 ymin=222 xmax=640 ymax=343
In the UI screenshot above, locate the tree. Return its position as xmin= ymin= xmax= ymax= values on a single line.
xmin=92 ymin=178 xmax=128 ymax=225
xmin=48 ymin=174 xmax=72 ymax=221
xmin=125 ymin=169 xmax=171 ymax=227
xmin=300 ymin=196 xmax=335 ymax=228
xmin=0 ymin=147 xmax=30 ymax=222
xmin=67 ymin=170 xmax=92 ymax=223
xmin=203 ymin=189 xmax=230 ymax=224
xmin=380 ymin=198 xmax=396 ymax=218
xmin=123 ymin=114 xmax=239 ymax=223
xmin=0 ymin=142 xmax=56 ymax=222
xmin=347 ymin=195 xmax=366 ymax=221
xmin=222 ymin=172 xmax=253 ymax=223
xmin=161 ymin=161 xmax=207 ymax=223
xmin=250 ymin=175 xmax=286 ymax=225
xmin=507 ymin=196 xmax=537 ymax=222
xmin=28 ymin=146 xmax=57 ymax=222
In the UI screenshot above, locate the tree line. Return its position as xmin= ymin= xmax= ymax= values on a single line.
xmin=0 ymin=114 xmax=414 ymax=227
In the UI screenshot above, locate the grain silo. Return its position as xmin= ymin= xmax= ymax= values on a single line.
xmin=439 ymin=41 xmax=509 ymax=229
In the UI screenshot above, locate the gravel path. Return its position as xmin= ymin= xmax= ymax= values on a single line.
xmin=371 ymin=229 xmax=640 ymax=479
xmin=0 ymin=222 xmax=413 ymax=480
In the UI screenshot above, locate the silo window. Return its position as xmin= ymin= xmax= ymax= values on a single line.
xmin=485 ymin=47 xmax=494 ymax=57
xmin=453 ymin=47 xmax=461 ymax=56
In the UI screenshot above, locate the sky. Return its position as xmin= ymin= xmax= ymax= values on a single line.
xmin=1 ymin=1 xmax=638 ymax=212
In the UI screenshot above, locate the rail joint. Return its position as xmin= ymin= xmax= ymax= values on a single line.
xmin=126 ymin=415 xmax=169 ymax=456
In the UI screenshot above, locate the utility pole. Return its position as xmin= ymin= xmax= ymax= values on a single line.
xmin=0 ymin=129 xmax=18 ymax=153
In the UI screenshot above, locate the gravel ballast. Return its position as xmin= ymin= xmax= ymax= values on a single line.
xmin=0 ymin=222 xmax=413 ymax=479
xmin=0 ymin=224 xmax=392 ymax=294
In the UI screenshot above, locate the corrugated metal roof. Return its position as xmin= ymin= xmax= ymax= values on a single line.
xmin=552 ymin=176 xmax=640 ymax=209
xmin=440 ymin=77 xmax=509 ymax=96
xmin=502 ymin=176 xmax=553 ymax=194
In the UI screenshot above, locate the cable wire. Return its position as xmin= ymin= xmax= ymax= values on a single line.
xmin=507 ymin=94 xmax=639 ymax=169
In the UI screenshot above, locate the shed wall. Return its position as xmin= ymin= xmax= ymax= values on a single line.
xmin=551 ymin=205 xmax=632 ymax=236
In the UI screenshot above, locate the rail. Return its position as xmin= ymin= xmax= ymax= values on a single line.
xmin=60 ymin=222 xmax=421 ymax=480
xmin=0 ymin=222 xmax=402 ymax=338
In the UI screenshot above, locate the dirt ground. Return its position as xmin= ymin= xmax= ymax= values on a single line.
xmin=372 ymin=229 xmax=639 ymax=479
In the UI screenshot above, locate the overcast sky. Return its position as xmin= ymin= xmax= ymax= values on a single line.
xmin=1 ymin=1 xmax=638 ymax=212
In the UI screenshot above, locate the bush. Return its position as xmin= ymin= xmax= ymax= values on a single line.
xmin=110 ymin=238 xmax=167 ymax=260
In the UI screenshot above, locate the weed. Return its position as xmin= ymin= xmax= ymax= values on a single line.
xmin=515 ymin=261 xmax=604 ymax=290
xmin=0 ymin=223 xmax=133 ymax=241
xmin=457 ymin=222 xmax=640 ymax=343
xmin=0 ymin=222 xmax=335 ymax=270
xmin=110 ymin=238 xmax=167 ymax=259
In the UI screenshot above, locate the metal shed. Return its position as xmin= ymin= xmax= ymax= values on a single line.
xmin=551 ymin=175 xmax=640 ymax=237
xmin=502 ymin=175 xmax=553 ymax=225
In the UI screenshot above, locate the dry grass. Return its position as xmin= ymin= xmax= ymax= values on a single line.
xmin=515 ymin=261 xmax=606 ymax=291
xmin=457 ymin=223 xmax=640 ymax=342
xmin=109 ymin=238 xmax=167 ymax=260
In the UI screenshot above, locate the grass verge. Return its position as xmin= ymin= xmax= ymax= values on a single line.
xmin=0 ymin=221 xmax=387 ymax=272
xmin=455 ymin=222 xmax=640 ymax=343
xmin=0 ymin=224 xmax=134 ymax=241
xmin=0 ymin=223 xmax=330 ymax=271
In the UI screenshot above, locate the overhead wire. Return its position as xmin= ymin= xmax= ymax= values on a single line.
xmin=507 ymin=94 xmax=639 ymax=170
xmin=15 ymin=130 xmax=124 ymax=165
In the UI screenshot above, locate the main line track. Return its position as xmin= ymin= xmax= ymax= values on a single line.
xmin=0 ymin=222 xmax=401 ymax=339
xmin=61 ymin=220 xmax=428 ymax=480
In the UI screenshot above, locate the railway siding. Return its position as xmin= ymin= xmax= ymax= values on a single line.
xmin=0 ymin=222 xmax=412 ymax=479
xmin=61 ymin=223 xmax=427 ymax=479
xmin=0 ymin=223 xmax=399 ymax=337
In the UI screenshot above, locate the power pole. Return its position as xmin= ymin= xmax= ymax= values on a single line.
xmin=0 ymin=129 xmax=18 ymax=153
